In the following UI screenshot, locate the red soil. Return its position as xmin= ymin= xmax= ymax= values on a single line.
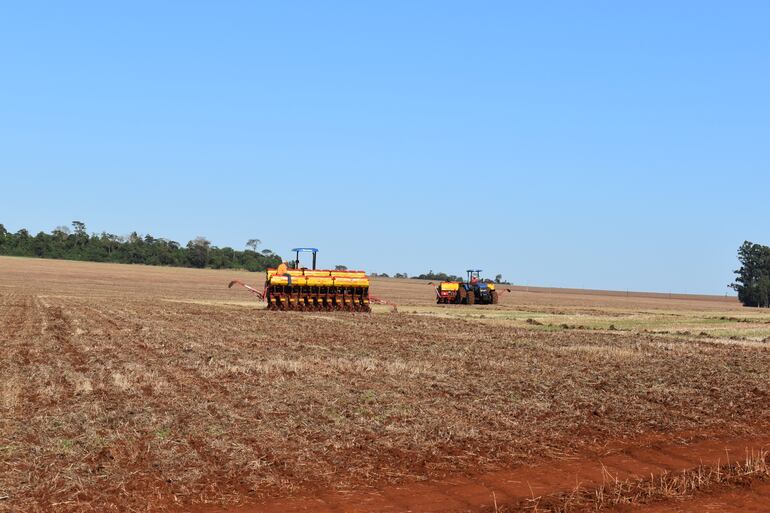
xmin=188 ymin=430 xmax=770 ymax=513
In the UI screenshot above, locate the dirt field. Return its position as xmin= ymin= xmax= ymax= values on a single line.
xmin=2 ymin=256 xmax=770 ymax=513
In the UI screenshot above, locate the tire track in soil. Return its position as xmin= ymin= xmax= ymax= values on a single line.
xmin=37 ymin=296 xmax=89 ymax=372
xmin=0 ymin=293 xmax=46 ymax=343
xmin=185 ymin=432 xmax=770 ymax=513
xmin=0 ymin=293 xmax=29 ymax=342
xmin=35 ymin=296 xmax=238 ymax=508
xmin=76 ymin=300 xmax=236 ymax=415
xmin=0 ymin=294 xmax=36 ymax=368
xmin=1 ymin=292 xmax=56 ymax=383
xmin=0 ymin=293 xmax=37 ymax=420
xmin=69 ymin=299 xmax=246 ymax=474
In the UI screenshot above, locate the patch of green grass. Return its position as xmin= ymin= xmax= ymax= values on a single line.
xmin=155 ymin=427 xmax=171 ymax=439
xmin=707 ymin=327 xmax=770 ymax=340
xmin=206 ymin=425 xmax=227 ymax=437
xmin=323 ymin=409 xmax=344 ymax=424
xmin=446 ymin=307 xmax=770 ymax=340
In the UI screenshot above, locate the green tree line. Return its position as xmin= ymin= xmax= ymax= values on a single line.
xmin=370 ymin=272 xmax=409 ymax=278
xmin=412 ymin=270 xmax=464 ymax=282
xmin=732 ymin=241 xmax=770 ymax=307
xmin=0 ymin=221 xmax=281 ymax=272
xmin=409 ymin=271 xmax=508 ymax=283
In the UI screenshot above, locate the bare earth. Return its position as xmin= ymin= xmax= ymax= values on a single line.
xmin=1 ymin=256 xmax=769 ymax=513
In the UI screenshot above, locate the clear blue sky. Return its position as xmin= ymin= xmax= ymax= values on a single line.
xmin=1 ymin=2 xmax=768 ymax=294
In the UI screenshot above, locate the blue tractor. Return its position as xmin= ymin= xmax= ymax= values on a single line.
xmin=461 ymin=269 xmax=498 ymax=305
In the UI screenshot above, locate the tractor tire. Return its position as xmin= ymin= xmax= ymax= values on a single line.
xmin=491 ymin=290 xmax=499 ymax=304
xmin=467 ymin=289 xmax=475 ymax=305
xmin=457 ymin=287 xmax=467 ymax=305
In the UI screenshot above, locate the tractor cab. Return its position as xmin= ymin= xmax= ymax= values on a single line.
xmin=466 ymin=269 xmax=484 ymax=286
xmin=290 ymin=247 xmax=319 ymax=270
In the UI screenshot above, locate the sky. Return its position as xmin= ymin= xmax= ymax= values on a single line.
xmin=1 ymin=2 xmax=768 ymax=294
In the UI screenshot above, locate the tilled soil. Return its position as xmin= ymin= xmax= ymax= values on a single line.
xmin=1 ymin=257 xmax=769 ymax=512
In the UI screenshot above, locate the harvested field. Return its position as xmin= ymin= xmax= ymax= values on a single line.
xmin=1 ymin=256 xmax=769 ymax=513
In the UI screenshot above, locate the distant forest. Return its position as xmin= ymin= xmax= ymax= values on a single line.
xmin=370 ymin=270 xmax=508 ymax=284
xmin=0 ymin=221 xmax=281 ymax=272
xmin=411 ymin=270 xmax=508 ymax=283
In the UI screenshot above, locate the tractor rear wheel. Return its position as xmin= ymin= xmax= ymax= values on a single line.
xmin=457 ymin=287 xmax=467 ymax=305
xmin=467 ymin=289 xmax=475 ymax=305
xmin=491 ymin=290 xmax=499 ymax=304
